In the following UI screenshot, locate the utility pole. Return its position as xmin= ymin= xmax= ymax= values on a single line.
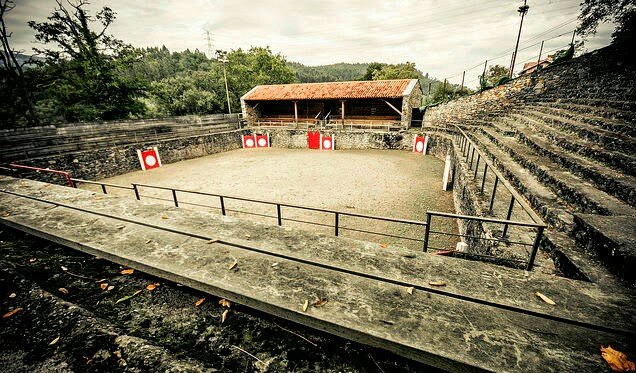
xmin=204 ymin=30 xmax=214 ymax=58
xmin=216 ymin=49 xmax=232 ymax=114
xmin=509 ymin=0 xmax=529 ymax=78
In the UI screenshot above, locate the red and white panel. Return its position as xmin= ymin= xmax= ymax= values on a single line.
xmin=137 ymin=147 xmax=162 ymax=171
xmin=256 ymin=133 xmax=270 ymax=148
xmin=307 ymin=131 xmax=321 ymax=149
xmin=242 ymin=134 xmax=257 ymax=148
xmin=413 ymin=135 xmax=428 ymax=155
xmin=320 ymin=134 xmax=335 ymax=150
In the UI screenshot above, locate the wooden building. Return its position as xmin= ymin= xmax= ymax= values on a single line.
xmin=240 ymin=79 xmax=423 ymax=129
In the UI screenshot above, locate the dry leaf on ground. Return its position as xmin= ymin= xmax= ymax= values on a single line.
xmin=2 ymin=307 xmax=22 ymax=318
xmin=302 ymin=299 xmax=309 ymax=312
xmin=313 ymin=298 xmax=328 ymax=308
xmin=161 ymin=215 xmax=169 ymax=219
xmin=107 ymin=285 xmax=114 ymax=291
xmin=58 ymin=287 xmax=69 ymax=295
xmin=271 ymin=262 xmax=279 ymax=267
xmin=29 ymin=258 xmax=37 ymax=263
xmin=429 ymin=280 xmax=446 ymax=286
xmin=120 ymin=268 xmax=134 ymax=275
xmin=221 ymin=309 xmax=229 ymax=323
xmin=49 ymin=336 xmax=60 ymax=346
xmin=601 ymin=345 xmax=636 ymax=372
xmin=228 ymin=259 xmax=238 ymax=270
xmin=406 ymin=286 xmax=415 ymax=295
xmin=195 ymin=297 xmax=206 ymax=307
xmin=535 ymin=291 xmax=556 ymax=305
xmin=117 ymin=225 xmax=125 ymax=230
xmin=380 ymin=243 xmax=388 ymax=248
xmin=115 ymin=290 xmax=142 ymax=304
xmin=99 ymin=283 xmax=108 ymax=290
xmin=219 ymin=299 xmax=231 ymax=308
xmin=145 ymin=239 xmax=152 ymax=244
xmin=8 ymin=293 xmax=16 ymax=298
xmin=206 ymin=239 xmax=219 ymax=244
xmin=146 ymin=283 xmax=159 ymax=291
xmin=60 ymin=266 xmax=68 ymax=271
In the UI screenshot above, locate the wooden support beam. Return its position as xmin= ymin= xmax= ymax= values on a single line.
xmin=381 ymin=99 xmax=403 ymax=116
xmin=293 ymin=101 xmax=298 ymax=125
xmin=340 ymin=100 xmax=345 ymax=126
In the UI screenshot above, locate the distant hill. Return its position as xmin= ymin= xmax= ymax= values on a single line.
xmin=287 ymin=62 xmax=370 ymax=83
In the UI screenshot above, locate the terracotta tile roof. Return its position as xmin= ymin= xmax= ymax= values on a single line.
xmin=242 ymin=79 xmax=416 ymax=101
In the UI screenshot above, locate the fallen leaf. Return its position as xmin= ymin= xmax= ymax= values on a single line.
xmin=313 ymin=298 xmax=328 ymax=308
xmin=120 ymin=268 xmax=134 ymax=275
xmin=406 ymin=286 xmax=415 ymax=295
xmin=60 ymin=266 xmax=68 ymax=271
xmin=146 ymin=283 xmax=159 ymax=291
xmin=29 ymin=258 xmax=37 ymax=263
xmin=429 ymin=280 xmax=446 ymax=286
xmin=228 ymin=259 xmax=238 ymax=270
xmin=221 ymin=309 xmax=229 ymax=323
xmin=244 ymin=234 xmax=251 ymax=239
xmin=219 ymin=299 xmax=231 ymax=308
xmin=107 ymin=285 xmax=114 ymax=291
xmin=302 ymin=299 xmax=309 ymax=312
xmin=2 ymin=307 xmax=22 ymax=318
xmin=58 ymin=287 xmax=69 ymax=295
xmin=9 ymin=293 xmax=16 ymax=299
xmin=535 ymin=291 xmax=556 ymax=305
xmin=117 ymin=225 xmax=125 ymax=230
xmin=95 ymin=278 xmax=107 ymax=283
xmin=161 ymin=215 xmax=168 ymax=219
xmin=206 ymin=239 xmax=219 ymax=244
xmin=49 ymin=336 xmax=60 ymax=346
xmin=271 ymin=262 xmax=279 ymax=267
xmin=99 ymin=283 xmax=108 ymax=290
xmin=1 ymin=212 xmax=10 ymax=217
xmin=195 ymin=297 xmax=206 ymax=307
xmin=115 ymin=290 xmax=142 ymax=304
xmin=145 ymin=239 xmax=152 ymax=244
xmin=601 ymin=345 xmax=636 ymax=372
xmin=380 ymin=243 xmax=388 ymax=248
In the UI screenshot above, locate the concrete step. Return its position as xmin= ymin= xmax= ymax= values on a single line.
xmin=479 ymin=127 xmax=636 ymax=217
xmin=511 ymin=114 xmax=636 ymax=176
xmin=519 ymin=109 xmax=636 ymax=154
xmin=529 ymin=103 xmax=636 ymax=135
xmin=503 ymin=118 xmax=636 ymax=208
xmin=572 ymin=214 xmax=636 ymax=284
xmin=532 ymin=101 xmax=636 ymax=128
xmin=531 ymin=97 xmax=636 ymax=112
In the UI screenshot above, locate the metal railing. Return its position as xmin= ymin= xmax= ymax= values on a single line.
xmin=69 ymin=176 xmax=546 ymax=270
xmin=9 ymin=164 xmax=74 ymax=187
xmin=448 ymin=125 xmax=547 ymax=269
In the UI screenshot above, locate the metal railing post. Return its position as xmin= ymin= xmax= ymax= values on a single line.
xmin=422 ymin=212 xmax=432 ymax=252
xmin=172 ymin=189 xmax=179 ymax=207
xmin=474 ymin=154 xmax=480 ymax=178
xmin=469 ymin=148 xmax=475 ymax=168
xmin=502 ymin=196 xmax=515 ymax=237
xmin=465 ymin=143 xmax=471 ymax=160
xmin=489 ymin=176 xmax=499 ymax=213
xmin=527 ymin=226 xmax=544 ymax=271
xmin=334 ymin=212 xmax=339 ymax=236
xmin=101 ymin=184 xmax=107 ymax=194
xmin=220 ymin=196 xmax=226 ymax=215
xmin=480 ymin=164 xmax=488 ymax=193
xmin=276 ymin=204 xmax=282 ymax=226
xmin=132 ymin=184 xmax=140 ymax=200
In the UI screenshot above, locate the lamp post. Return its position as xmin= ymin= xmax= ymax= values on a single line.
xmin=509 ymin=0 xmax=529 ymax=78
xmin=216 ymin=49 xmax=232 ymax=114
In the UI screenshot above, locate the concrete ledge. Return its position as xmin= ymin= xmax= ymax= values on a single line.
xmin=1 ymin=176 xmax=634 ymax=372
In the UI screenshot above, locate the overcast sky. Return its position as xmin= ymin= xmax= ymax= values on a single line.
xmin=5 ymin=0 xmax=614 ymax=86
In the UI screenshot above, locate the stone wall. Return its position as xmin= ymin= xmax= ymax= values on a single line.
xmin=423 ymin=42 xmax=635 ymax=128
xmin=6 ymin=129 xmax=247 ymax=183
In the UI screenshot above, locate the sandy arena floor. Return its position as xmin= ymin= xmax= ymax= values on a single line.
xmin=94 ymin=148 xmax=457 ymax=250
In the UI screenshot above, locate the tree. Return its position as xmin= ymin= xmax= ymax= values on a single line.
xmin=577 ymin=0 xmax=636 ymax=44
xmin=0 ymin=0 xmax=39 ymax=126
xmin=363 ymin=62 xmax=421 ymax=80
xmin=28 ymin=0 xmax=147 ymax=122
xmin=150 ymin=71 xmax=223 ymax=116
xmin=481 ymin=65 xmax=510 ymax=88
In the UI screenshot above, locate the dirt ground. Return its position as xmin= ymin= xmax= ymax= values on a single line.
xmin=0 ymin=227 xmax=439 ymax=372
xmin=97 ymin=148 xmax=457 ymax=250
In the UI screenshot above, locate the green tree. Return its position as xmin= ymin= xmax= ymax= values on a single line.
xmin=369 ymin=62 xmax=420 ymax=80
xmin=577 ymin=0 xmax=636 ymax=44
xmin=481 ymin=65 xmax=510 ymax=88
xmin=28 ymin=0 xmax=147 ymax=122
xmin=150 ymin=71 xmax=223 ymax=116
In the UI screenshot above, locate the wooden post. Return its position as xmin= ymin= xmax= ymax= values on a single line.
xmin=340 ymin=100 xmax=345 ymax=127
xmin=293 ymin=101 xmax=298 ymax=125
xmin=460 ymin=71 xmax=465 ymax=93
xmin=537 ymin=40 xmax=544 ymax=64
xmin=442 ymin=79 xmax=447 ymax=101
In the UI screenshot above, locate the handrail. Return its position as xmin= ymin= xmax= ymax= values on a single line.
xmin=427 ymin=210 xmax=545 ymax=228
xmin=9 ymin=164 xmax=73 ymax=187
xmin=452 ymin=125 xmax=545 ymax=226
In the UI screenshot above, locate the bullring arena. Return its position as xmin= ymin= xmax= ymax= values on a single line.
xmin=1 ymin=46 xmax=635 ymax=372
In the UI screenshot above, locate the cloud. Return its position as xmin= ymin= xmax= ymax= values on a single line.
xmin=5 ymin=0 xmax=614 ymax=86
